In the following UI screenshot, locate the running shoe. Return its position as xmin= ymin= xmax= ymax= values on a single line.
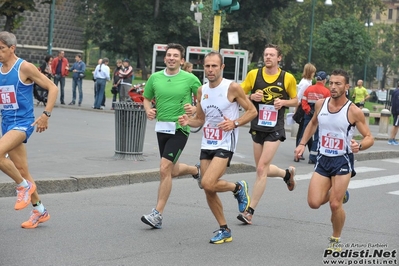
xmin=141 ymin=208 xmax=163 ymax=229
xmin=284 ymin=166 xmax=297 ymax=191
xmin=327 ymin=236 xmax=342 ymax=252
xmin=21 ymin=209 xmax=50 ymax=229
xmin=393 ymin=140 xmax=399 ymax=146
xmin=234 ymin=180 xmax=250 ymax=213
xmin=343 ymin=190 xmax=350 ymax=204
xmin=237 ymin=211 xmax=253 ymax=225
xmin=15 ymin=181 xmax=36 ymax=210
xmin=192 ymin=163 xmax=202 ymax=189
xmin=209 ymin=228 xmax=232 ymax=244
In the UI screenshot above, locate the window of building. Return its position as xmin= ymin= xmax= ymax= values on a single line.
xmin=388 ymin=9 xmax=393 ymax=19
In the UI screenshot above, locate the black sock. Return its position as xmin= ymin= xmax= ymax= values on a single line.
xmin=247 ymin=207 xmax=255 ymax=215
xmin=232 ymin=183 xmax=240 ymax=194
xmin=32 ymin=201 xmax=41 ymax=207
xmin=220 ymin=224 xmax=228 ymax=229
xmin=283 ymin=169 xmax=290 ymax=182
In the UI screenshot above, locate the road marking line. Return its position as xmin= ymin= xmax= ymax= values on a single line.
xmin=349 ymin=175 xmax=399 ymax=189
xmin=388 ymin=190 xmax=399 ymax=195
xmin=382 ymin=158 xmax=399 ymax=164
xmin=294 ymin=167 xmax=384 ymax=181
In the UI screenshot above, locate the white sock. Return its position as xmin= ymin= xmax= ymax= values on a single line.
xmin=34 ymin=202 xmax=45 ymax=214
xmin=17 ymin=179 xmax=29 ymax=188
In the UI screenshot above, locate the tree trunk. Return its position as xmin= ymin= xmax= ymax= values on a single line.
xmin=4 ymin=15 xmax=14 ymax=32
xmin=137 ymin=44 xmax=148 ymax=80
xmin=154 ymin=0 xmax=160 ymax=18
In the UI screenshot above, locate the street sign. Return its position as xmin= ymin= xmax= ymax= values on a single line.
xmin=376 ymin=66 xmax=384 ymax=82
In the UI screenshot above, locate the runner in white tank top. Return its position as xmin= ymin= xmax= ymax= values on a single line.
xmin=178 ymin=51 xmax=257 ymax=244
xmin=200 ymin=78 xmax=239 ymax=152
xmin=294 ymin=69 xmax=374 ymax=251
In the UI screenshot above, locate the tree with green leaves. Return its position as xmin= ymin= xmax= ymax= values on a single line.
xmin=0 ymin=0 xmax=66 ymax=32
xmin=0 ymin=0 xmax=37 ymax=32
xmin=369 ymin=23 xmax=399 ymax=89
xmin=314 ymin=16 xmax=372 ymax=70
xmin=271 ymin=0 xmax=385 ymax=72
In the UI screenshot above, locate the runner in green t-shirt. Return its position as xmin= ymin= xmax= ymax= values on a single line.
xmin=352 ymin=79 xmax=369 ymax=108
xmin=144 ymin=67 xmax=200 ymax=134
xmin=141 ymin=43 xmax=202 ymax=229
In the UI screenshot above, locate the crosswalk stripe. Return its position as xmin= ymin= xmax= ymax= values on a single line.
xmin=388 ymin=190 xmax=399 ymax=195
xmin=382 ymin=158 xmax=399 ymax=164
xmin=294 ymin=166 xmax=384 ymax=181
xmin=349 ymin=175 xmax=399 ymax=189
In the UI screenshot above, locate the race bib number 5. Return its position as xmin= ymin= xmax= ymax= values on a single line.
xmin=258 ymin=104 xmax=277 ymax=127
xmin=0 ymin=85 xmax=19 ymax=110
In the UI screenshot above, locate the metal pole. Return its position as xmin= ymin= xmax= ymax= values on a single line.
xmin=47 ymin=0 xmax=55 ymax=55
xmin=308 ymin=0 xmax=316 ymax=62
xmin=212 ymin=13 xmax=222 ymax=51
xmin=363 ymin=17 xmax=370 ymax=84
xmin=196 ymin=6 xmax=203 ymax=47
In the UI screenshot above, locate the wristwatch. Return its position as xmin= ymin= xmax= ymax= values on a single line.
xmin=43 ymin=111 xmax=51 ymax=117
xmin=358 ymin=142 xmax=362 ymax=151
xmin=234 ymin=120 xmax=239 ymax=128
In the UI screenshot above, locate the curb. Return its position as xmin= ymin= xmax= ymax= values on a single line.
xmin=354 ymin=150 xmax=399 ymax=161
xmin=0 ymin=163 xmax=256 ymax=198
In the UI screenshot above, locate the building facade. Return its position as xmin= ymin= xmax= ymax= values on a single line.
xmin=0 ymin=0 xmax=84 ymax=64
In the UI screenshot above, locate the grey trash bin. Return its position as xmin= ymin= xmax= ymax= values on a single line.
xmin=114 ymin=102 xmax=147 ymax=160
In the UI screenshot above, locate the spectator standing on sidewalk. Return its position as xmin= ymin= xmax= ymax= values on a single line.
xmin=140 ymin=43 xmax=202 ymax=229
xmin=118 ymin=59 xmax=134 ymax=102
xmin=351 ymin=79 xmax=369 ymax=108
xmin=93 ymin=58 xmax=110 ymax=109
xmin=39 ymin=55 xmax=53 ymax=79
xmin=111 ymin=59 xmax=123 ymax=109
xmin=0 ymin=31 xmax=58 ymax=228
xmin=68 ymin=54 xmax=86 ymax=107
xmin=388 ymin=82 xmax=399 ymax=145
xmin=51 ymin=50 xmax=69 ymax=105
xmin=182 ymin=62 xmax=193 ymax=73
xmin=301 ymin=71 xmax=331 ymax=164
xmin=294 ymin=63 xmax=316 ymax=162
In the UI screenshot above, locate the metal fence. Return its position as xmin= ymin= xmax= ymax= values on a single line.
xmin=114 ymin=102 xmax=147 ymax=160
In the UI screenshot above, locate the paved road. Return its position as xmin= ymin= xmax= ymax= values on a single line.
xmin=1 ymin=159 xmax=398 ymax=266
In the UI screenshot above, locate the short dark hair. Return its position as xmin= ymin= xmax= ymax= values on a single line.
xmin=264 ymin=43 xmax=282 ymax=57
xmin=331 ymin=69 xmax=350 ymax=84
xmin=44 ymin=55 xmax=53 ymax=63
xmin=76 ymin=53 xmax=82 ymax=59
xmin=166 ymin=43 xmax=185 ymax=58
xmin=204 ymin=51 xmax=223 ymax=65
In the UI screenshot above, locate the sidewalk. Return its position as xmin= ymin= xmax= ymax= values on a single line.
xmin=0 ymin=77 xmax=397 ymax=197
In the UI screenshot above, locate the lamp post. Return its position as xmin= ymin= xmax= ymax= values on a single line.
xmin=297 ymin=0 xmax=332 ymax=63
xmin=47 ymin=0 xmax=56 ymax=55
xmin=190 ymin=1 xmax=204 ymax=47
xmin=363 ymin=18 xmax=373 ymax=84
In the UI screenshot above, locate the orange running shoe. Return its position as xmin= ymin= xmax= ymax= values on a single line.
xmin=21 ymin=209 xmax=50 ymax=229
xmin=14 ymin=181 xmax=36 ymax=210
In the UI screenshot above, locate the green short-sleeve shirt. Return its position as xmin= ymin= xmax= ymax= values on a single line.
xmin=144 ymin=69 xmax=201 ymax=134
